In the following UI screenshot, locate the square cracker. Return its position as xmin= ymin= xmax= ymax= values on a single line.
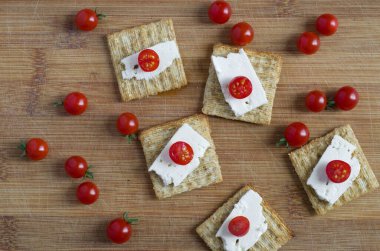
xmin=107 ymin=19 xmax=187 ymax=102
xmin=289 ymin=124 xmax=379 ymax=215
xmin=196 ymin=185 xmax=293 ymax=251
xmin=139 ymin=114 xmax=222 ymax=199
xmin=202 ymin=44 xmax=282 ymax=125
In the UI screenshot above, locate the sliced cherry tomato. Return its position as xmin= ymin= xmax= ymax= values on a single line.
xmin=107 ymin=212 xmax=138 ymax=244
xmin=316 ymin=14 xmax=338 ymax=36
xmin=279 ymin=122 xmax=310 ymax=148
xmin=169 ymin=141 xmax=194 ymax=165
xmin=116 ymin=112 xmax=139 ymax=142
xmin=60 ymin=92 xmax=88 ymax=115
xmin=76 ymin=181 xmax=99 ymax=205
xmin=75 ymin=8 xmax=106 ymax=31
xmin=208 ymin=1 xmax=232 ymax=24
xmin=333 ymin=86 xmax=359 ymax=111
xmin=65 ymin=156 xmax=93 ymax=179
xmin=229 ymin=76 xmax=253 ymax=99
xmin=228 ymin=216 xmax=250 ymax=237
xmin=305 ymin=90 xmax=327 ymax=112
xmin=230 ymin=22 xmax=254 ymax=46
xmin=297 ymin=32 xmax=320 ymax=55
xmin=326 ymin=160 xmax=351 ymax=183
xmin=138 ymin=49 xmax=160 ymax=72
xmin=19 ymin=138 xmax=49 ymax=161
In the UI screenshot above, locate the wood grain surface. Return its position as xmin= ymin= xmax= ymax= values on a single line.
xmin=0 ymin=0 xmax=379 ymax=250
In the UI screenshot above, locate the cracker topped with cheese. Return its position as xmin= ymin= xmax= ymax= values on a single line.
xmin=139 ymin=114 xmax=222 ymax=199
xmin=289 ymin=124 xmax=379 ymax=215
xmin=196 ymin=185 xmax=293 ymax=251
xmin=202 ymin=44 xmax=282 ymax=125
xmin=107 ymin=19 xmax=187 ymax=102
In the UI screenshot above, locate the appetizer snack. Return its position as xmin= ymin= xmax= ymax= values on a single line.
xmin=196 ymin=185 xmax=293 ymax=251
xmin=107 ymin=19 xmax=187 ymax=102
xmin=139 ymin=114 xmax=222 ymax=199
xmin=289 ymin=124 xmax=379 ymax=215
xmin=202 ymin=44 xmax=282 ymax=125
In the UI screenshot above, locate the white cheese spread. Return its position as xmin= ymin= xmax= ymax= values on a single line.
xmin=121 ymin=40 xmax=180 ymax=80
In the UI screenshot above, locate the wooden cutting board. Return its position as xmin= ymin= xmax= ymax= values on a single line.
xmin=0 ymin=0 xmax=379 ymax=250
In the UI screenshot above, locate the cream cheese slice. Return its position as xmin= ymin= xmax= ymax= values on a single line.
xmin=121 ymin=40 xmax=180 ymax=80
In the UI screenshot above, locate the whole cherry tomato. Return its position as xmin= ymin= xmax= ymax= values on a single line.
xmin=65 ymin=156 xmax=93 ymax=179
xmin=229 ymin=76 xmax=253 ymax=99
xmin=316 ymin=14 xmax=338 ymax=36
xmin=116 ymin=112 xmax=139 ymax=142
xmin=297 ymin=32 xmax=320 ymax=55
xmin=228 ymin=216 xmax=250 ymax=237
xmin=305 ymin=90 xmax=327 ymax=112
xmin=107 ymin=212 xmax=138 ymax=244
xmin=333 ymin=86 xmax=359 ymax=111
xmin=277 ymin=122 xmax=310 ymax=148
xmin=76 ymin=181 xmax=99 ymax=205
xmin=56 ymin=92 xmax=88 ymax=115
xmin=75 ymin=8 xmax=106 ymax=31
xmin=230 ymin=22 xmax=254 ymax=46
xmin=138 ymin=49 xmax=160 ymax=72
xmin=19 ymin=138 xmax=49 ymax=161
xmin=326 ymin=160 xmax=351 ymax=183
xmin=169 ymin=141 xmax=194 ymax=165
xmin=208 ymin=1 xmax=232 ymax=24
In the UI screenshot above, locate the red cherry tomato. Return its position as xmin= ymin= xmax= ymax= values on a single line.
xmin=334 ymin=86 xmax=359 ymax=111
xmin=229 ymin=76 xmax=253 ymax=99
xmin=75 ymin=9 xmax=105 ymax=31
xmin=230 ymin=22 xmax=254 ymax=46
xmin=297 ymin=32 xmax=320 ymax=55
xmin=76 ymin=181 xmax=99 ymax=205
xmin=228 ymin=216 xmax=250 ymax=237
xmin=138 ymin=49 xmax=160 ymax=72
xmin=316 ymin=14 xmax=338 ymax=36
xmin=284 ymin=122 xmax=310 ymax=148
xmin=107 ymin=212 xmax=138 ymax=244
xmin=305 ymin=90 xmax=327 ymax=112
xmin=208 ymin=1 xmax=232 ymax=24
xmin=326 ymin=160 xmax=351 ymax=183
xmin=63 ymin=92 xmax=88 ymax=115
xmin=65 ymin=156 xmax=93 ymax=179
xmin=116 ymin=112 xmax=139 ymax=136
xmin=19 ymin=138 xmax=49 ymax=161
xmin=169 ymin=141 xmax=194 ymax=165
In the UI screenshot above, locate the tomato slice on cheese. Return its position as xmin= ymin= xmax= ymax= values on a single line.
xmin=228 ymin=216 xmax=250 ymax=237
xmin=169 ymin=141 xmax=194 ymax=165
xmin=325 ymin=160 xmax=351 ymax=183
xmin=229 ymin=76 xmax=253 ymax=99
xmin=138 ymin=49 xmax=160 ymax=72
